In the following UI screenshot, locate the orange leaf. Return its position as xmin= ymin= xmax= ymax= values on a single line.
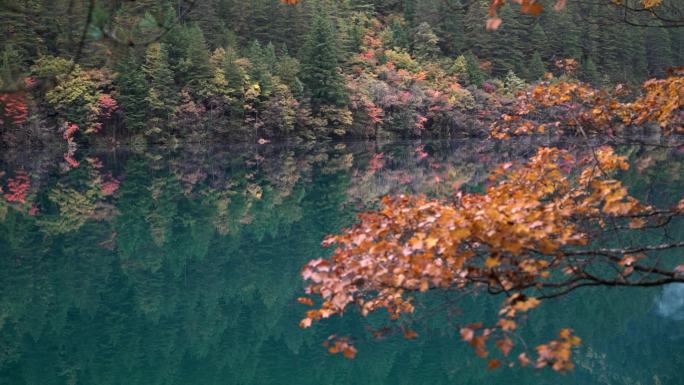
xmin=518 ymin=352 xmax=532 ymax=366
xmin=403 ymin=329 xmax=419 ymax=340
xmin=342 ymin=346 xmax=357 ymax=359
xmin=497 ymin=318 xmax=517 ymax=331
xmin=496 ymin=337 xmax=514 ymax=356
xmin=521 ymin=2 xmax=544 ymax=15
xmin=488 ymin=359 xmax=501 ymax=369
xmin=513 ymin=297 xmax=540 ymax=311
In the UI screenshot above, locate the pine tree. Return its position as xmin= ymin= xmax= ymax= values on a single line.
xmin=412 ymin=22 xmax=441 ymax=60
xmin=191 ymin=0 xmax=229 ymax=49
xmin=389 ymin=19 xmax=411 ymax=50
xmin=543 ymin=2 xmax=581 ymax=60
xmin=142 ymin=42 xmax=177 ymax=130
xmin=247 ymin=40 xmax=273 ymax=95
xmin=114 ymin=54 xmax=148 ymax=133
xmin=527 ymin=51 xmax=546 ymax=81
xmin=464 ymin=52 xmax=485 ymax=86
xmin=463 ymin=0 xmax=493 ymax=59
xmin=275 ymin=48 xmax=303 ymax=97
xmin=644 ymin=23 xmax=673 ymax=77
xmin=504 ymin=70 xmax=526 ymax=94
xmin=300 ymin=14 xmax=347 ymax=109
xmin=489 ymin=5 xmax=525 ymax=77
xmin=435 ymin=2 xmax=465 ymax=56
xmin=179 ymin=25 xmax=212 ymax=88
xmin=264 ymin=42 xmax=278 ymax=73
xmin=223 ymin=47 xmax=249 ymax=94
xmin=450 ymin=55 xmax=468 ymax=77
xmin=403 ymin=0 xmax=416 ymax=29
xmin=581 ymin=57 xmax=600 ymax=85
xmin=528 ymin=24 xmax=550 ymax=61
xmin=669 ymin=28 xmax=684 ymax=68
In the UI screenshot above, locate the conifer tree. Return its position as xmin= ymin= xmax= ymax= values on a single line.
xmin=644 ymin=23 xmax=673 ymax=77
xmin=179 ymin=25 xmax=212 ymax=88
xmin=436 ymin=3 xmax=465 ymax=56
xmin=191 ymin=0 xmax=229 ymax=50
xmin=247 ymin=40 xmax=273 ymax=95
xmin=489 ymin=5 xmax=525 ymax=76
xmin=412 ymin=22 xmax=441 ymax=60
xmin=142 ymin=42 xmax=177 ymax=131
xmin=389 ymin=19 xmax=411 ymax=50
xmin=581 ymin=57 xmax=600 ymax=85
xmin=464 ymin=52 xmax=485 ymax=86
xmin=528 ymin=24 xmax=550 ymax=61
xmin=544 ymin=2 xmax=581 ymax=60
xmin=527 ymin=51 xmax=546 ymax=81
xmin=114 ymin=54 xmax=148 ymax=133
xmin=300 ymin=14 xmax=347 ymax=109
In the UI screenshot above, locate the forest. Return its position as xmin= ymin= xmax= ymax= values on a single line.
xmin=0 ymin=0 xmax=684 ymax=382
xmin=0 ymin=0 xmax=682 ymax=145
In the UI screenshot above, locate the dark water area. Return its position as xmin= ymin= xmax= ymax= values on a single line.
xmin=0 ymin=139 xmax=682 ymax=385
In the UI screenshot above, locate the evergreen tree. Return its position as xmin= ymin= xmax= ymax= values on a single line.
xmin=450 ymin=55 xmax=468 ymax=77
xmin=247 ymin=40 xmax=273 ymax=95
xmin=644 ymin=23 xmax=673 ymax=77
xmin=527 ymin=51 xmax=546 ymax=81
xmin=464 ymin=52 xmax=485 ymax=86
xmin=178 ymin=25 xmax=212 ymax=88
xmin=543 ymin=2 xmax=581 ymax=60
xmin=489 ymin=5 xmax=526 ymax=77
xmin=191 ymin=0 xmax=229 ymax=50
xmin=389 ymin=19 xmax=411 ymax=50
xmin=412 ymin=22 xmax=441 ymax=60
xmin=223 ymin=47 xmax=249 ymax=94
xmin=300 ymin=14 xmax=347 ymax=108
xmin=669 ymin=28 xmax=684 ymax=68
xmin=403 ymin=0 xmax=416 ymax=29
xmin=114 ymin=54 xmax=148 ymax=133
xmin=275 ymin=48 xmax=303 ymax=97
xmin=463 ymin=0 xmax=493 ymax=59
xmin=503 ymin=70 xmax=526 ymax=94
xmin=528 ymin=24 xmax=550 ymax=61
xmin=142 ymin=42 xmax=177 ymax=132
xmin=264 ymin=42 xmax=278 ymax=73
xmin=581 ymin=57 xmax=600 ymax=85
xmin=436 ymin=2 xmax=465 ymax=56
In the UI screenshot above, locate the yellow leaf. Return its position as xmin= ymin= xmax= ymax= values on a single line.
xmin=426 ymin=236 xmax=439 ymax=248
xmin=485 ymin=256 xmax=501 ymax=268
xmin=641 ymin=0 xmax=663 ymax=8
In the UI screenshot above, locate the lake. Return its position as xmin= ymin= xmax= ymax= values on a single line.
xmin=0 ymin=139 xmax=682 ymax=385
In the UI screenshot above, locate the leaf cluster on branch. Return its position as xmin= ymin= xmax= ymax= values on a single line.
xmin=299 ymin=145 xmax=684 ymax=370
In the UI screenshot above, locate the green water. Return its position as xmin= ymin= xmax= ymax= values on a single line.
xmin=0 ymin=140 xmax=682 ymax=385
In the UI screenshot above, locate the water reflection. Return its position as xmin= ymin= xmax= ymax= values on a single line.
xmin=657 ymin=284 xmax=684 ymax=321
xmin=0 ymin=139 xmax=682 ymax=385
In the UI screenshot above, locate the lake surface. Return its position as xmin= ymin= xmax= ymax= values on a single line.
xmin=0 ymin=139 xmax=682 ymax=385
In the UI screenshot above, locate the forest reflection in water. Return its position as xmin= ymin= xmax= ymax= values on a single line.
xmin=0 ymin=138 xmax=682 ymax=385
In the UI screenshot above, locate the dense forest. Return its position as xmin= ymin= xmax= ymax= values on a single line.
xmin=0 ymin=0 xmax=682 ymax=144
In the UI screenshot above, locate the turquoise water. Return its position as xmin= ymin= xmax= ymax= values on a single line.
xmin=0 ymin=140 xmax=682 ymax=385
